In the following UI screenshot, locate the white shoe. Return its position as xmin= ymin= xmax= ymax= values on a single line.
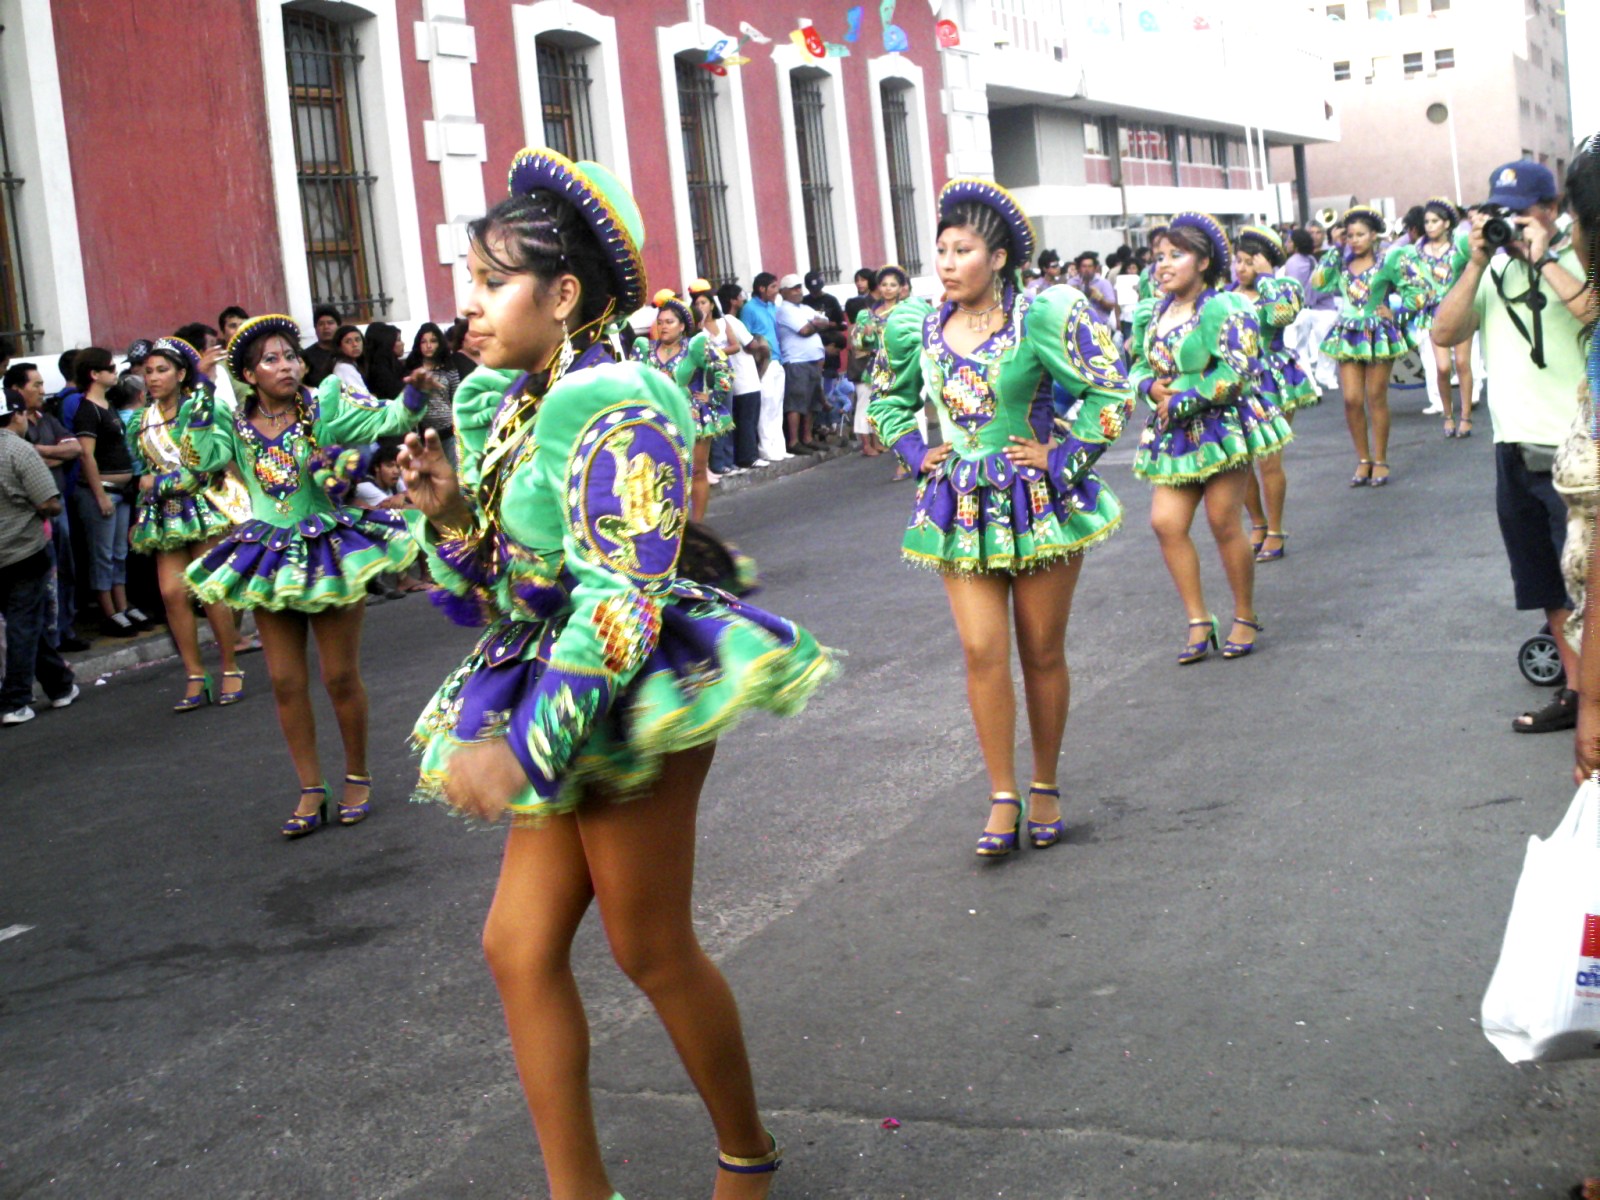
xmin=1421 ymin=403 xmax=1443 ymax=414
xmin=752 ymin=458 xmax=771 ymax=468
xmin=706 ymin=470 xmax=722 ymax=485
xmin=2 ymin=706 xmax=36 ymax=726
xmin=51 ymin=683 xmax=80 ymax=709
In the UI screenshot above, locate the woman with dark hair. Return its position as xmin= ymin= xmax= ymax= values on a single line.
xmin=396 ymin=147 xmax=831 ymax=1199
xmin=1411 ymin=198 xmax=1478 ymax=435
xmin=849 ymin=264 xmax=908 ymax=459
xmin=868 ymin=178 xmax=1132 ymax=856
xmin=845 ymin=265 xmax=877 ymax=326
xmin=329 ymin=324 xmax=367 ymax=392
xmin=402 ymin=322 xmax=459 ymax=461
xmin=71 ymin=345 xmax=152 ymax=637
xmin=359 ymin=322 xmax=406 ymax=400
xmin=1311 ymin=206 xmax=1427 ymax=485
xmin=631 ymin=289 xmax=732 ymax=522
xmin=1231 ymin=225 xmax=1315 ymax=562
xmin=128 ymin=337 xmax=250 ymax=709
xmin=178 ymin=315 xmax=426 ymax=835
xmin=1128 ymin=213 xmax=1292 ymax=662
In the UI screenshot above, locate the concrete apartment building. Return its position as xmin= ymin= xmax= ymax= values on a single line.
xmin=936 ymin=0 xmax=1339 ymax=257
xmin=1273 ymin=0 xmax=1573 ymax=218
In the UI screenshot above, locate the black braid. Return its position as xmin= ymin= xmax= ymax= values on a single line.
xmin=468 ymin=191 xmax=615 ymax=349
xmin=937 ymin=199 xmax=1023 ymax=293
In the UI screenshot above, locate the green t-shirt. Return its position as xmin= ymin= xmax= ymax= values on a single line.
xmin=1472 ymin=242 xmax=1586 ymax=446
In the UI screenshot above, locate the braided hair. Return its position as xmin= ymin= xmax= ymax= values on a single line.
xmin=1566 ymin=135 xmax=1600 ymax=342
xmin=937 ymin=200 xmax=1023 ymax=294
xmin=467 ymin=190 xmax=616 ymax=360
xmin=1152 ymin=224 xmax=1227 ymax=287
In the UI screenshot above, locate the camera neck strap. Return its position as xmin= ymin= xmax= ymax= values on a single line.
xmin=1490 ymin=256 xmax=1547 ymax=369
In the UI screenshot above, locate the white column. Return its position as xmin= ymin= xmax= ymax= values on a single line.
xmin=414 ymin=0 xmax=487 ymax=306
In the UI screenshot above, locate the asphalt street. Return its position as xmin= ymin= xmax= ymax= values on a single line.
xmin=4 ymin=388 xmax=1598 ymax=1199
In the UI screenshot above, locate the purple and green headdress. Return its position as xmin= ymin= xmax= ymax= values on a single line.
xmin=148 ymin=336 xmax=202 ymax=384
xmin=1167 ymin=212 xmax=1232 ymax=277
xmin=1235 ymin=224 xmax=1286 ymax=268
xmin=507 ymin=147 xmax=647 ymax=318
xmin=226 ymin=314 xmax=301 ymax=380
xmin=938 ymin=176 xmax=1038 ymax=274
xmin=1341 ymin=205 xmax=1388 ymax=234
xmin=650 ymin=288 xmax=694 ymax=334
xmin=1423 ymin=197 xmax=1460 ymax=226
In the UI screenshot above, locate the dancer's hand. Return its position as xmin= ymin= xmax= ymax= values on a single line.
xmin=443 ymin=739 xmax=526 ymax=823
xmin=405 ymin=365 xmax=441 ymax=394
xmin=199 ymin=344 xmax=225 ymax=378
xmin=1576 ymin=694 xmax=1600 ymax=786
xmin=1004 ymin=434 xmax=1052 ymax=470
xmin=398 ymin=429 xmax=470 ymax=532
xmin=919 ymin=444 xmax=952 ymax=474
xmin=1150 ymin=379 xmax=1175 ymax=428
xmin=1376 ymin=304 xmax=1395 ymax=322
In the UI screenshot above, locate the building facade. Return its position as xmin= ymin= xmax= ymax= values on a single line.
xmin=0 ymin=0 xmax=948 ymax=363
xmin=937 ymin=0 xmax=1338 ymax=259
xmin=1272 ymin=0 xmax=1573 ymax=217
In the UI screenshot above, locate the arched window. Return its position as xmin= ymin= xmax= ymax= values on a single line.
xmin=535 ymin=33 xmax=598 ymax=162
xmin=675 ymin=54 xmax=736 ymax=287
xmin=880 ymin=80 xmax=923 ymax=275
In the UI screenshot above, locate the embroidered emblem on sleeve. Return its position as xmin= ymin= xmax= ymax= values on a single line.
xmin=568 ymin=403 xmax=688 ymax=581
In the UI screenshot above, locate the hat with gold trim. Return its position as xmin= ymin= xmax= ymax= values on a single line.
xmin=650 ymin=288 xmax=694 ymax=332
xmin=1341 ymin=204 xmax=1388 ymax=233
xmin=507 ymin=147 xmax=647 ymax=315
xmin=1235 ymin=224 xmax=1285 ymax=267
xmin=938 ymin=177 xmax=1037 ymax=270
xmin=226 ymin=315 xmax=302 ymax=380
xmin=1168 ymin=211 xmax=1232 ymax=274
xmin=148 ymin=335 xmax=202 ymax=381
xmin=1423 ymin=196 xmax=1460 ymax=226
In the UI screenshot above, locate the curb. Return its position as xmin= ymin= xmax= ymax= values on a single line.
xmin=712 ymin=440 xmax=854 ymax=496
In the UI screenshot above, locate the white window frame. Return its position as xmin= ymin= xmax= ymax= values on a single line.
xmin=770 ymin=46 xmax=862 ymax=284
xmin=257 ymin=0 xmax=430 ymax=328
xmin=0 ymin=0 xmax=91 ymax=357
xmin=512 ymin=1 xmax=631 ymax=188
xmin=868 ymin=55 xmax=937 ymax=288
xmin=656 ymin=21 xmax=761 ymax=290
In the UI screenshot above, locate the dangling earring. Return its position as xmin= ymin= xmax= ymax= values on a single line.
xmin=549 ymin=318 xmax=575 ymax=386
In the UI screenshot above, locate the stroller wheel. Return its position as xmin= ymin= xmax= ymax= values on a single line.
xmin=1518 ymin=633 xmax=1564 ymax=687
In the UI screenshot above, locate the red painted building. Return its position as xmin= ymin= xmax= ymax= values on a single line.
xmin=0 ymin=0 xmax=949 ymax=364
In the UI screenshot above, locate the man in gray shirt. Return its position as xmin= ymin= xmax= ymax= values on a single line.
xmin=0 ymin=388 xmax=78 ymax=724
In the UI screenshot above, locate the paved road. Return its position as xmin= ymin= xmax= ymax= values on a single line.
xmin=4 ymin=391 xmax=1598 ymax=1199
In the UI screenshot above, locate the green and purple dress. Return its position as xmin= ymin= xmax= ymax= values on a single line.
xmin=179 ymin=376 xmax=425 ymax=610
xmin=125 ymin=389 xmax=251 ymax=553
xmin=1310 ymin=245 xmax=1427 ymax=361
xmin=1129 ymin=288 xmax=1292 ymax=485
xmin=408 ymin=352 xmax=832 ymax=819
xmin=1232 ymin=275 xmax=1318 ymax=413
xmin=630 ymin=333 xmax=733 ymax=440
xmin=867 ymin=284 xmax=1132 ymax=574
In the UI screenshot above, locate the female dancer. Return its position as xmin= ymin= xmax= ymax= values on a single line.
xmin=128 ymin=337 xmax=251 ymax=709
xmin=1129 ymin=213 xmax=1291 ymax=663
xmin=868 ymin=177 xmax=1132 ymax=856
xmin=1231 ymin=226 xmax=1316 ymax=563
xmin=631 ymin=288 xmax=731 ymax=522
xmin=179 ymin=315 xmax=425 ymax=836
xmin=1311 ymin=206 xmax=1424 ymax=486
xmin=1413 ymin=198 xmax=1477 ymax=436
xmin=849 ymin=265 xmax=909 ymax=460
xmin=398 ymin=147 xmax=830 ymax=1199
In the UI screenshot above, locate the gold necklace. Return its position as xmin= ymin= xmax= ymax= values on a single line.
xmin=956 ymin=300 xmax=1001 ymax=332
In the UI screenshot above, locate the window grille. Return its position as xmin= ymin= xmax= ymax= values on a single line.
xmin=675 ymin=57 xmax=737 ymax=288
xmin=536 ymin=39 xmax=597 ymax=161
xmin=1434 ymin=46 xmax=1455 ymax=68
xmin=880 ymin=83 xmax=922 ymax=275
xmin=1403 ymin=51 xmax=1424 ymax=76
xmin=791 ymin=74 xmax=838 ymax=284
xmin=0 ymin=24 xmax=40 ymax=351
xmin=284 ymin=9 xmax=388 ymax=321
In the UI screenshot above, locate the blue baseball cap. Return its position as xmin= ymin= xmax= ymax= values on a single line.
xmin=1485 ymin=160 xmax=1558 ymax=210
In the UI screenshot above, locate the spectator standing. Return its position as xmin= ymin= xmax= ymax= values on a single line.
xmin=845 ymin=267 xmax=876 ymax=326
xmin=71 ymin=347 xmax=150 ymax=638
xmin=0 ymin=389 xmax=78 ymax=725
xmin=1027 ymin=249 xmax=1063 ymax=296
xmin=353 ymin=444 xmax=424 ymax=598
xmin=444 ymin=317 xmax=480 ymax=378
xmin=406 ymin=322 xmax=461 ymax=463
xmin=716 ymin=282 xmax=768 ymax=470
xmin=174 ymin=323 xmax=234 ymax=410
xmin=1284 ymin=227 xmax=1340 ymax=392
xmin=329 ymin=325 xmax=367 ymax=391
xmin=776 ymin=272 xmax=826 ymax=454
xmin=802 ymin=270 xmax=847 ymax=424
xmin=1112 ymin=254 xmax=1142 ymax=344
xmin=689 ymin=280 xmax=743 ymax=476
xmin=1068 ymin=252 xmax=1119 ymax=329
xmin=1432 ymin=159 xmax=1594 ymax=734
xmin=52 ymin=349 xmax=82 ymax=426
xmin=742 ymin=271 xmax=790 ymax=461
xmin=301 ymin=304 xmax=341 ymax=387
xmin=218 ymin=306 xmax=249 ymax=343
xmin=360 ymin=323 xmax=406 ymax=400
xmin=6 ymin=362 xmax=86 ymax=649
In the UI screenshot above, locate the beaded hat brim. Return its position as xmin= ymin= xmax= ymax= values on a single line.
xmin=1341 ymin=205 xmax=1388 ymax=232
xmin=151 ymin=336 xmax=202 ymax=379
xmin=1167 ymin=212 xmax=1232 ymax=275
xmin=938 ymin=177 xmax=1037 ymax=270
xmin=1423 ymin=197 xmax=1460 ymax=225
xmin=1236 ymin=224 xmax=1286 ymax=267
xmin=508 ymin=148 xmax=647 ymax=315
xmin=226 ymin=315 xmax=302 ymax=380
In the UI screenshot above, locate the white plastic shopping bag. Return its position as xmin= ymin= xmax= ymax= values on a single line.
xmin=1481 ymin=776 xmax=1600 ymax=1063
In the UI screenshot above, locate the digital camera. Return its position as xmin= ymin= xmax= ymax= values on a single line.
xmin=1478 ymin=204 xmax=1522 ymax=248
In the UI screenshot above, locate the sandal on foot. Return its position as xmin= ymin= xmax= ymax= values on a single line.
xmin=1221 ymin=616 xmax=1264 ymax=659
xmin=975 ymin=793 xmax=1023 ymax=857
xmin=1025 ymin=783 xmax=1065 ymax=849
xmin=283 ymin=785 xmax=329 ymax=839
xmin=1255 ymin=531 xmax=1287 ymax=562
xmin=719 ymin=1130 xmax=783 ymax=1178
xmin=1249 ymin=523 xmax=1267 ymax=555
xmin=1513 ymin=688 xmax=1578 ymax=734
xmin=1369 ymin=461 xmax=1391 ymax=487
xmin=339 ymin=773 xmax=373 ymax=825
xmin=1350 ymin=459 xmax=1373 ymax=487
xmin=1178 ymin=617 xmax=1218 ymax=665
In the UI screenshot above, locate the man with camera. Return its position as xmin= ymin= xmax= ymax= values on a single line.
xmin=1433 ymin=160 xmax=1594 ymax=734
